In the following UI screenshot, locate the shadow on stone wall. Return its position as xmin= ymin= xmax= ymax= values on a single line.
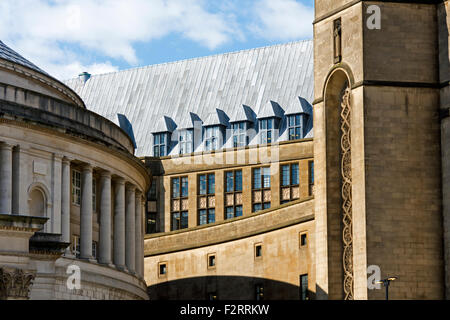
xmin=147 ymin=275 xmax=316 ymax=300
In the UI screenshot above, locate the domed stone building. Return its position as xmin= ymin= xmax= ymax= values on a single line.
xmin=0 ymin=40 xmax=150 ymax=300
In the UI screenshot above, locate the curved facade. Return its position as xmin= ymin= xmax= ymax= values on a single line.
xmin=0 ymin=41 xmax=150 ymax=300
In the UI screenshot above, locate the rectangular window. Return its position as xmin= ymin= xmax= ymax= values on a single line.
xmin=255 ymin=244 xmax=262 ymax=258
xmin=159 ymin=262 xmax=167 ymax=276
xmin=72 ymin=235 xmax=80 ymax=258
xmin=153 ymin=133 xmax=167 ymax=157
xmin=232 ymin=122 xmax=247 ymax=148
xmin=198 ymin=173 xmax=215 ymax=225
xmin=225 ymin=170 xmax=243 ymax=220
xmin=92 ymin=178 xmax=97 ymax=212
xmin=259 ymin=118 xmax=274 ymax=144
xmin=288 ymin=114 xmax=303 ymax=140
xmin=253 ymin=167 xmax=271 ymax=212
xmin=179 ymin=129 xmax=193 ymax=154
xmin=255 ymin=284 xmax=264 ymax=301
xmin=300 ymin=274 xmax=309 ymax=300
xmin=146 ymin=212 xmax=157 ymax=234
xmin=146 ymin=180 xmax=158 ymax=234
xmin=208 ymin=254 xmax=216 ymax=268
xmin=92 ymin=241 xmax=97 ymax=258
xmin=300 ymin=233 xmax=307 ymax=247
xmin=171 ymin=176 xmax=188 ymax=231
xmin=205 ymin=126 xmax=221 ymax=151
xmin=280 ymin=163 xmax=300 ymax=203
xmin=72 ymin=170 xmax=81 ymax=205
xmin=308 ymin=161 xmax=314 ymax=196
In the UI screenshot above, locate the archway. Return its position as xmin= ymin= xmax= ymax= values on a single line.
xmin=29 ymin=188 xmax=46 ymax=217
xmin=323 ymin=68 xmax=353 ymax=300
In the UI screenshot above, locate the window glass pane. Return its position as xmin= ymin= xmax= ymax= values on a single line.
xmin=160 ymin=134 xmax=165 ymax=143
xmin=199 ymin=209 xmax=207 ymax=225
xmin=154 ymin=146 xmax=159 ymax=157
xmin=172 ymin=212 xmax=180 ymax=231
xmin=263 ymin=167 xmax=271 ymax=188
xmin=208 ymin=174 xmax=215 ymax=194
xmin=267 ymin=130 xmax=272 ymax=143
xmin=263 ymin=202 xmax=271 ymax=209
xmin=295 ymin=115 xmax=301 ymax=126
xmin=292 ymin=164 xmax=299 ymax=185
xmin=235 ymin=205 xmax=243 ymax=217
xmin=281 ymin=165 xmax=290 ymax=186
xmin=289 ymin=128 xmax=295 ymax=140
xmin=253 ymin=168 xmax=261 ymax=189
xmin=235 ymin=171 xmax=242 ymax=191
xmin=160 ymin=145 xmax=165 ymax=157
xmin=154 ymin=134 xmax=160 ymax=144
xmin=268 ymin=119 xmax=273 ymax=130
xmin=181 ymin=177 xmax=188 ymax=197
xmin=199 ymin=175 xmax=207 ymax=195
xmin=186 ymin=142 xmax=192 ymax=153
xmin=226 ymin=207 xmax=234 ymax=220
xmin=181 ymin=211 xmax=188 ymax=229
xmin=172 ymin=178 xmax=180 ymax=198
xmin=253 ymin=203 xmax=262 ymax=212
xmin=289 ymin=116 xmax=295 ymax=127
xmin=226 ymin=172 xmax=234 ymax=193
xmin=208 ymin=208 xmax=215 ymax=223
xmin=260 ymin=120 xmax=266 ymax=130
xmin=295 ymin=127 xmax=301 ymax=139
xmin=310 ymin=162 xmax=314 ymax=184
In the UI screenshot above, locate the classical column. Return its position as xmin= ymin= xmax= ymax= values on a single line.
xmin=0 ymin=143 xmax=13 ymax=215
xmin=99 ymin=171 xmax=112 ymax=265
xmin=125 ymin=185 xmax=136 ymax=273
xmin=80 ymin=164 xmax=93 ymax=260
xmin=61 ymin=158 xmax=71 ymax=255
xmin=135 ymin=191 xmax=143 ymax=277
xmin=114 ymin=177 xmax=126 ymax=270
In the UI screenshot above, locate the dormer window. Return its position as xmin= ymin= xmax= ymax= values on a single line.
xmin=259 ymin=118 xmax=277 ymax=144
xmin=232 ymin=122 xmax=248 ymax=148
xmin=153 ymin=133 xmax=168 ymax=157
xmin=179 ymin=129 xmax=193 ymax=154
xmin=205 ymin=126 xmax=221 ymax=151
xmin=287 ymin=114 xmax=304 ymax=140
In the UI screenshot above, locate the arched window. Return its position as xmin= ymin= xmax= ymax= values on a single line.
xmin=29 ymin=188 xmax=46 ymax=217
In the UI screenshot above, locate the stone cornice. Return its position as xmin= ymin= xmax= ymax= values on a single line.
xmin=0 ymin=58 xmax=85 ymax=109
xmin=0 ymin=214 xmax=48 ymax=232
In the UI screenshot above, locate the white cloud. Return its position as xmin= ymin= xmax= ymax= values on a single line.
xmin=251 ymin=0 xmax=313 ymax=41
xmin=0 ymin=0 xmax=240 ymax=80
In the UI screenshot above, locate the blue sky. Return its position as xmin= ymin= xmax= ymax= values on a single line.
xmin=0 ymin=0 xmax=314 ymax=80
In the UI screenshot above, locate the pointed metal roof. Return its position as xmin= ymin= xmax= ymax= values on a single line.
xmin=229 ymin=105 xmax=256 ymax=123
xmin=0 ymin=40 xmax=48 ymax=75
xmin=203 ymin=108 xmax=229 ymax=127
xmin=152 ymin=116 xmax=177 ymax=133
xmin=65 ymin=40 xmax=314 ymax=156
xmin=257 ymin=100 xmax=284 ymax=119
xmin=177 ymin=112 xmax=203 ymax=130
xmin=284 ymin=96 xmax=312 ymax=115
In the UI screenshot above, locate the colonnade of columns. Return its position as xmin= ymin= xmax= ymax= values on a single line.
xmin=0 ymin=142 xmax=145 ymax=278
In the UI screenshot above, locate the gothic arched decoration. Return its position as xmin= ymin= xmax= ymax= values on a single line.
xmin=340 ymin=85 xmax=353 ymax=300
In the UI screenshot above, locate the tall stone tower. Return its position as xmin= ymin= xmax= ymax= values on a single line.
xmin=313 ymin=0 xmax=447 ymax=299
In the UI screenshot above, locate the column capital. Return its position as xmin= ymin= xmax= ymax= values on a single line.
xmin=113 ymin=176 xmax=126 ymax=185
xmin=0 ymin=142 xmax=13 ymax=150
xmin=135 ymin=189 xmax=143 ymax=197
xmin=62 ymin=157 xmax=72 ymax=165
xmin=126 ymin=184 xmax=136 ymax=192
xmin=100 ymin=170 xmax=112 ymax=178
xmin=81 ymin=163 xmax=93 ymax=172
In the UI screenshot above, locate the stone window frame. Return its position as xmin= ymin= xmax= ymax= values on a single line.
xmin=171 ymin=176 xmax=189 ymax=231
xmin=224 ymin=169 xmax=243 ymax=220
xmin=254 ymin=243 xmax=263 ymax=260
xmin=280 ymin=162 xmax=300 ymax=204
xmin=158 ymin=261 xmax=168 ymax=278
xmin=207 ymin=253 xmax=216 ymax=270
xmin=299 ymin=231 xmax=308 ymax=248
xmin=71 ymin=169 xmax=81 ymax=205
xmin=198 ymin=173 xmax=216 ymax=226
xmin=252 ymin=166 xmax=271 ymax=212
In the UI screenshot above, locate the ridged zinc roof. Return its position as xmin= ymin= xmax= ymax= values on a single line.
xmin=65 ymin=39 xmax=314 ymax=157
xmin=0 ymin=40 xmax=48 ymax=75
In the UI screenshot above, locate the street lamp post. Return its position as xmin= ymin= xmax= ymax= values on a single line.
xmin=376 ymin=277 xmax=398 ymax=300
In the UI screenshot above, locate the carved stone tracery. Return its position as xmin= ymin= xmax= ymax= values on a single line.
xmin=340 ymin=86 xmax=353 ymax=300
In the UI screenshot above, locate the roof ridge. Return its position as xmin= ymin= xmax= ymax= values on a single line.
xmin=66 ymin=39 xmax=313 ymax=81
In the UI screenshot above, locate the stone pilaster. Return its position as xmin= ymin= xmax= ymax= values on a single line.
xmin=80 ymin=164 xmax=93 ymax=260
xmin=0 ymin=143 xmax=13 ymax=215
xmin=125 ymin=185 xmax=136 ymax=273
xmin=99 ymin=171 xmax=112 ymax=265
